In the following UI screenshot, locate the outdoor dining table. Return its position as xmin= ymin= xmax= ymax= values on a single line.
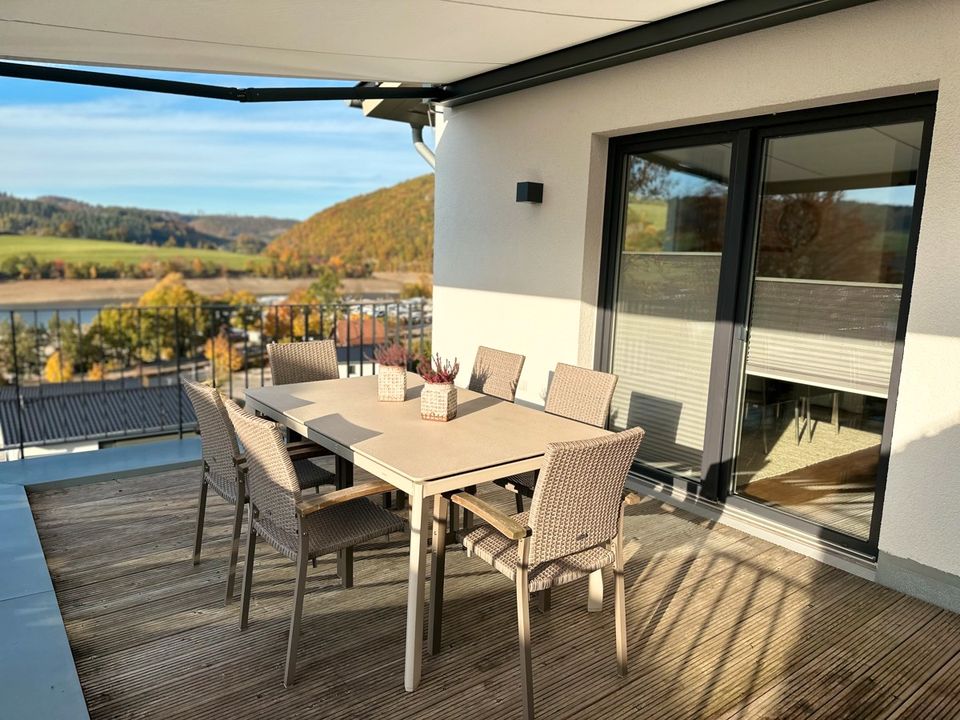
xmin=244 ymin=372 xmax=609 ymax=691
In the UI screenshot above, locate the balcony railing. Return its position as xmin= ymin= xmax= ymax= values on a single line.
xmin=0 ymin=300 xmax=431 ymax=459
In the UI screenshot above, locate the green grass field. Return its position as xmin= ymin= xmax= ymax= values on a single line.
xmin=0 ymin=235 xmax=263 ymax=270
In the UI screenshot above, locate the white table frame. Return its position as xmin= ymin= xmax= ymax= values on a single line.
xmin=245 ymin=375 xmax=605 ymax=692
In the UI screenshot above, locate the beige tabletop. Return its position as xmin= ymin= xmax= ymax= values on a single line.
xmin=244 ymin=371 xmax=610 ymax=694
xmin=245 ymin=373 xmax=609 ymax=485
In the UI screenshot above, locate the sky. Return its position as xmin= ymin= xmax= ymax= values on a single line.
xmin=0 ymin=67 xmax=435 ymax=220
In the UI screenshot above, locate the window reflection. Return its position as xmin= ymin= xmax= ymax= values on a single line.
xmin=610 ymin=143 xmax=731 ymax=479
xmin=734 ymin=121 xmax=922 ymax=540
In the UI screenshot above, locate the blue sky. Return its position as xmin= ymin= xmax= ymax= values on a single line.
xmin=0 ymin=68 xmax=434 ymax=220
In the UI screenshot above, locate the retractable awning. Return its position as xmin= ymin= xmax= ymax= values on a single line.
xmin=0 ymin=1 xmax=711 ymax=83
xmin=0 ymin=1 xmax=873 ymax=105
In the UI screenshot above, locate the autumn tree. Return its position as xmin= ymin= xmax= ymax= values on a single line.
xmin=0 ymin=314 xmax=47 ymax=377
xmin=84 ymin=305 xmax=140 ymax=370
xmin=44 ymin=350 xmax=74 ymax=383
xmin=264 ymin=266 xmax=343 ymax=342
xmin=213 ymin=289 xmax=260 ymax=333
xmin=87 ymin=362 xmax=105 ymax=381
xmin=204 ymin=327 xmax=242 ymax=385
xmin=401 ymin=274 xmax=432 ymax=299
xmin=47 ymin=315 xmax=82 ymax=367
xmin=304 ymin=265 xmax=342 ymax=306
xmin=137 ymin=273 xmax=207 ymax=361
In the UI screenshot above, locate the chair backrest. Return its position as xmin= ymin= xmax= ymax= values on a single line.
xmin=182 ymin=378 xmax=241 ymax=488
xmin=268 ymin=339 xmax=339 ymax=385
xmin=468 ymin=346 xmax=525 ymax=402
xmin=544 ymin=363 xmax=618 ymax=428
xmin=225 ymin=401 xmax=302 ymax=553
xmin=527 ymin=426 xmax=645 ymax=566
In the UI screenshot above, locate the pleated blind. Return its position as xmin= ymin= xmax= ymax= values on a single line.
xmin=609 ymin=253 xmax=721 ymax=478
xmin=745 ymin=278 xmax=899 ymax=398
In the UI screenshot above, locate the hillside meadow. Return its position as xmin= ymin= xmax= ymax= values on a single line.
xmin=0 ymin=235 xmax=263 ymax=272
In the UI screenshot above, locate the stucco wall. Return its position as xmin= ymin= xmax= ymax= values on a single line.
xmin=432 ymin=0 xmax=960 ymax=581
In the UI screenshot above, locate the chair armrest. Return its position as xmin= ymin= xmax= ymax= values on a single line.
xmin=296 ymin=480 xmax=395 ymax=517
xmin=285 ymin=440 xmax=331 ymax=461
xmin=450 ymin=492 xmax=531 ymax=540
xmin=622 ymin=491 xmax=643 ymax=506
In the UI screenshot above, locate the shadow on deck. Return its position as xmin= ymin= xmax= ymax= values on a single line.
xmin=28 ymin=465 xmax=960 ymax=719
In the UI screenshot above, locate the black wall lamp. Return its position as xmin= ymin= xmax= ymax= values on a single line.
xmin=516 ymin=181 xmax=543 ymax=203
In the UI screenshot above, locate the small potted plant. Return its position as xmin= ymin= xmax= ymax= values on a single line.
xmin=418 ymin=353 xmax=460 ymax=421
xmin=373 ymin=343 xmax=408 ymax=402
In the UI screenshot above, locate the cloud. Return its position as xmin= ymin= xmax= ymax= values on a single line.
xmin=0 ymin=85 xmax=434 ymax=218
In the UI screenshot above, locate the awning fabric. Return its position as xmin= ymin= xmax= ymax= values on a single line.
xmin=0 ymin=1 xmax=719 ymax=84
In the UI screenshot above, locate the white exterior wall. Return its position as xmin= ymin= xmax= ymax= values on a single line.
xmin=432 ymin=0 xmax=960 ymax=582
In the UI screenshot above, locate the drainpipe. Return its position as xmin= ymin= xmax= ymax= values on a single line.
xmin=411 ymin=124 xmax=435 ymax=170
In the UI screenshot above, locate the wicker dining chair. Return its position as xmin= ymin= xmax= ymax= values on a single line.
xmin=468 ymin=345 xmax=526 ymax=402
xmin=267 ymin=337 xmax=339 ymax=453
xmin=268 ymin=339 xmax=340 ymax=385
xmin=227 ymin=402 xmax=406 ymax=687
xmin=183 ymin=379 xmax=335 ymax=605
xmin=499 ymin=363 xmax=619 ymax=513
xmin=444 ymin=427 xmax=645 ymax=720
xmin=456 ymin=346 xmax=527 ymax=532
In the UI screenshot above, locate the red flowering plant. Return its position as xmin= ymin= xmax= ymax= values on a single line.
xmin=372 ymin=343 xmax=408 ymax=367
xmin=417 ymin=353 xmax=459 ymax=384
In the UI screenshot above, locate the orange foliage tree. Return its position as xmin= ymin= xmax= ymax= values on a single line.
xmin=204 ymin=328 xmax=243 ymax=385
xmin=44 ymin=350 xmax=74 ymax=383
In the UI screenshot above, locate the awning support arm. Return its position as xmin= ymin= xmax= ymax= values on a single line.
xmin=0 ymin=61 xmax=448 ymax=102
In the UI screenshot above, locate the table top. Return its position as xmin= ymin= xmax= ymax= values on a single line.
xmin=245 ymin=373 xmax=609 ymax=484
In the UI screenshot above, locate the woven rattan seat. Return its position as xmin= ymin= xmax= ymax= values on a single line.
xmin=255 ymin=495 xmax=404 ymax=562
xmin=226 ymin=402 xmax=405 ymax=687
xmin=446 ymin=427 xmax=645 ymax=720
xmin=463 ymin=512 xmax=614 ymax=592
xmin=182 ymin=378 xmax=334 ymax=606
xmin=268 ymin=339 xmax=339 ymax=385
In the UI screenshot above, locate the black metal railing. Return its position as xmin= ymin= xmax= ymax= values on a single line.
xmin=0 ymin=300 xmax=431 ymax=458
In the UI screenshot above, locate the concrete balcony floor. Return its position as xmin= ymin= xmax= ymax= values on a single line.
xmin=29 ymin=464 xmax=960 ymax=719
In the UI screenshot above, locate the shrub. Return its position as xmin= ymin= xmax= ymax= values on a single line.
xmin=417 ymin=353 xmax=458 ymax=384
xmin=373 ymin=343 xmax=407 ymax=367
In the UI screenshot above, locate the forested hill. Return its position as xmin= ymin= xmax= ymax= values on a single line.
xmin=0 ymin=193 xmax=296 ymax=251
xmin=186 ymin=214 xmax=297 ymax=249
xmin=265 ymin=174 xmax=434 ymax=273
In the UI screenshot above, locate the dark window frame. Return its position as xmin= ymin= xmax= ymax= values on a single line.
xmin=597 ymin=92 xmax=937 ymax=557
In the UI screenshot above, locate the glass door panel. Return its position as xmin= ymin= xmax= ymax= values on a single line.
xmin=732 ymin=121 xmax=924 ymax=540
xmin=609 ymin=143 xmax=732 ymax=479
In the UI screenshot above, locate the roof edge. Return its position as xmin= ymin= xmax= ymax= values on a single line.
xmin=441 ymin=0 xmax=877 ymax=107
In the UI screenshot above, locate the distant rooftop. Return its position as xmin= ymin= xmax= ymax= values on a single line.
xmin=0 ymin=380 xmax=195 ymax=448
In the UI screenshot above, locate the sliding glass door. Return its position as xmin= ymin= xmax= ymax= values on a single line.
xmin=730 ymin=120 xmax=926 ymax=543
xmin=601 ymin=95 xmax=935 ymax=554
xmin=605 ymin=141 xmax=732 ymax=480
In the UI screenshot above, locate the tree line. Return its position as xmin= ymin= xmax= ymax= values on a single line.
xmin=0 ymin=254 xmax=235 ymax=281
xmin=0 ymin=194 xmax=226 ymax=248
xmin=0 ymin=270 xmax=353 ymax=385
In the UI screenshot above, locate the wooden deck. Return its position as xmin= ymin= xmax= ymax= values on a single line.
xmin=29 ymin=464 xmax=960 ymax=719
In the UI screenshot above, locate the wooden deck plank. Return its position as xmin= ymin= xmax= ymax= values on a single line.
xmin=716 ymin=594 xmax=945 ymax=719
xmin=885 ymin=648 xmax=960 ymax=720
xmin=28 ymin=467 xmax=960 ymax=720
